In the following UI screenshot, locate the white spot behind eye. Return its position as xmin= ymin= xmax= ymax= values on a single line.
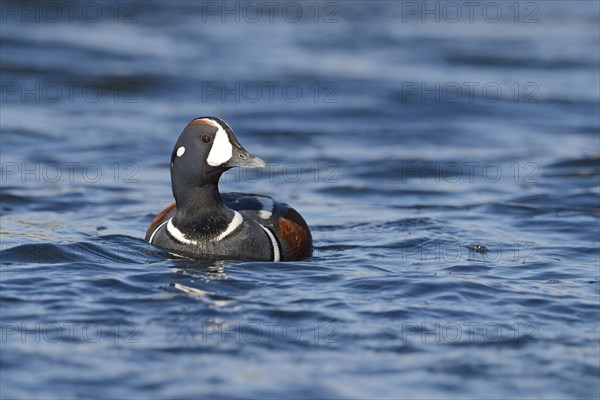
xmin=177 ymin=146 xmax=186 ymax=157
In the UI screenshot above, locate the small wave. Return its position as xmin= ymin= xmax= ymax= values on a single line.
xmin=0 ymin=235 xmax=164 ymax=266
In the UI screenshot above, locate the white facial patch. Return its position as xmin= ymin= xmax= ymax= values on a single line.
xmin=206 ymin=125 xmax=233 ymax=167
xmin=176 ymin=146 xmax=186 ymax=157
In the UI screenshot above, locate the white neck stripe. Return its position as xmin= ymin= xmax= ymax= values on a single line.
xmin=259 ymin=225 xmax=280 ymax=262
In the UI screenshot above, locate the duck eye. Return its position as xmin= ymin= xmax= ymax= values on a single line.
xmin=201 ymin=134 xmax=211 ymax=144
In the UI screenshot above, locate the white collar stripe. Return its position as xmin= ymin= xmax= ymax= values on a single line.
xmin=167 ymin=218 xmax=198 ymax=245
xmin=165 ymin=213 xmax=242 ymax=245
xmin=259 ymin=225 xmax=280 ymax=262
xmin=215 ymin=212 xmax=243 ymax=241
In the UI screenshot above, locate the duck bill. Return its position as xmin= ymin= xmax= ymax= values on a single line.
xmin=225 ymin=146 xmax=266 ymax=168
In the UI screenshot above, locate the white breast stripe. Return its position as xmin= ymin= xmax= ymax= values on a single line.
xmin=167 ymin=218 xmax=198 ymax=245
xmin=215 ymin=212 xmax=243 ymax=241
xmin=259 ymin=225 xmax=280 ymax=262
xmin=207 ymin=125 xmax=233 ymax=167
xmin=148 ymin=219 xmax=170 ymax=244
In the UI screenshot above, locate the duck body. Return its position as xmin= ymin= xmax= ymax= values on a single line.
xmin=145 ymin=117 xmax=312 ymax=261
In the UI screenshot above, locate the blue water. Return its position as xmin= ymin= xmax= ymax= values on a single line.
xmin=1 ymin=1 xmax=599 ymax=398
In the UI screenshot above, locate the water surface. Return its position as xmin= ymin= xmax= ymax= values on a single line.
xmin=1 ymin=1 xmax=599 ymax=399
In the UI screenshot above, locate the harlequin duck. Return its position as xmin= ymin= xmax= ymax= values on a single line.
xmin=145 ymin=117 xmax=312 ymax=261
